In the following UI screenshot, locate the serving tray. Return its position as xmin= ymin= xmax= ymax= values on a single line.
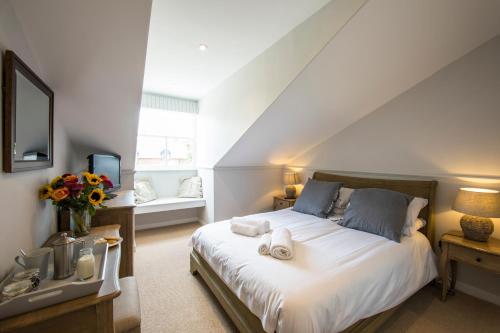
xmin=0 ymin=242 xmax=108 ymax=320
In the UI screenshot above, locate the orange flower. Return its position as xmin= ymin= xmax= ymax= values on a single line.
xmin=63 ymin=174 xmax=79 ymax=183
xmin=51 ymin=187 xmax=70 ymax=202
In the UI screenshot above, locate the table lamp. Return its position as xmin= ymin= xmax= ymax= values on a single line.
xmin=283 ymin=172 xmax=299 ymax=199
xmin=452 ymin=187 xmax=500 ymax=242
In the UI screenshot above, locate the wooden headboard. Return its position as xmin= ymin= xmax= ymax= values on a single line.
xmin=313 ymin=172 xmax=438 ymax=245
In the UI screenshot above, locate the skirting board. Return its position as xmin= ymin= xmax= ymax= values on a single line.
xmin=135 ymin=217 xmax=199 ymax=231
xmin=456 ymin=281 xmax=500 ymax=306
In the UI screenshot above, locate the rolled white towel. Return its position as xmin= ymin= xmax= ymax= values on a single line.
xmin=270 ymin=228 xmax=294 ymax=260
xmin=231 ymin=217 xmax=270 ymax=235
xmin=230 ymin=221 xmax=260 ymax=237
xmin=257 ymin=233 xmax=272 ymax=255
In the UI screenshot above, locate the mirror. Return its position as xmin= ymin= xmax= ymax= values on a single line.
xmin=3 ymin=50 xmax=53 ymax=172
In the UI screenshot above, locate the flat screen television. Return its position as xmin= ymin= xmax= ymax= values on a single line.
xmin=87 ymin=153 xmax=121 ymax=191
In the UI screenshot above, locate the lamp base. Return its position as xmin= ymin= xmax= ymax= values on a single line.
xmin=285 ymin=185 xmax=296 ymax=199
xmin=460 ymin=215 xmax=494 ymax=242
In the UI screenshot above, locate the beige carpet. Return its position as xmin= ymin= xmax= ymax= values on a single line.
xmin=135 ymin=222 xmax=500 ymax=333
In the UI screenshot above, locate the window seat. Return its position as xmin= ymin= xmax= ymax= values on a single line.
xmin=135 ymin=197 xmax=206 ymax=215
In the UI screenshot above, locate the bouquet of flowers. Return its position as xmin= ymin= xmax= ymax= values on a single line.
xmin=39 ymin=172 xmax=116 ymax=236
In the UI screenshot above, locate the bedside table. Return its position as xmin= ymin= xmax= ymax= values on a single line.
xmin=439 ymin=230 xmax=500 ymax=301
xmin=273 ymin=195 xmax=296 ymax=211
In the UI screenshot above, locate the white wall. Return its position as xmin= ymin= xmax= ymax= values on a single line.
xmin=217 ymin=0 xmax=500 ymax=167
xmin=144 ymin=0 xmax=332 ymax=99
xmin=213 ymin=167 xmax=283 ymax=221
xmin=198 ymin=167 xmax=283 ymax=223
xmin=10 ymin=0 xmax=152 ymax=172
xmin=196 ymin=0 xmax=367 ymax=167
xmin=0 ymin=0 xmax=71 ymax=279
xmin=290 ymin=36 xmax=500 ymax=305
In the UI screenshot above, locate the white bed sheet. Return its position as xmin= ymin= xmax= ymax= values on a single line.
xmin=191 ymin=208 xmax=437 ymax=333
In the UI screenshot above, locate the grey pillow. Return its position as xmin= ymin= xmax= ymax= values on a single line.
xmin=339 ymin=188 xmax=412 ymax=242
xmin=292 ymin=179 xmax=342 ymax=218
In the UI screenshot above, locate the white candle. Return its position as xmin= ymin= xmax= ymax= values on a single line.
xmin=76 ymin=253 xmax=95 ymax=280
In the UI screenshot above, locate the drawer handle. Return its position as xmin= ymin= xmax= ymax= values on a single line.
xmin=476 ymin=257 xmax=482 ymax=263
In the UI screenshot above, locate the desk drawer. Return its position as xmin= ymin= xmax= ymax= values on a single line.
xmin=449 ymin=244 xmax=500 ymax=273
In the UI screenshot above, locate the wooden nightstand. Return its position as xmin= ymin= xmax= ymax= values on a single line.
xmin=273 ymin=195 xmax=296 ymax=211
xmin=439 ymin=230 xmax=500 ymax=301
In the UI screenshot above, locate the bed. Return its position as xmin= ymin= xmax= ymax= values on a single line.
xmin=190 ymin=172 xmax=438 ymax=333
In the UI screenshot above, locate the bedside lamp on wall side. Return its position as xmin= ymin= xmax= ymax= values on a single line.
xmin=283 ymin=172 xmax=299 ymax=199
xmin=452 ymin=187 xmax=500 ymax=242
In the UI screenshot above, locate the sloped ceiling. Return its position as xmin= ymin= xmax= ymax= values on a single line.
xmin=216 ymin=0 xmax=500 ymax=167
xmin=197 ymin=0 xmax=367 ymax=168
xmin=10 ymin=0 xmax=152 ymax=170
xmin=144 ymin=0 xmax=332 ymax=99
xmin=290 ymin=36 xmax=500 ymax=177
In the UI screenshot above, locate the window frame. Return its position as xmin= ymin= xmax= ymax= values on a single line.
xmin=135 ymin=108 xmax=197 ymax=171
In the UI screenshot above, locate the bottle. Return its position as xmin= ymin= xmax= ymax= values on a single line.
xmin=76 ymin=248 xmax=95 ymax=280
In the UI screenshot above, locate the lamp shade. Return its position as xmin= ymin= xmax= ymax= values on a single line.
xmin=452 ymin=187 xmax=500 ymax=218
xmin=283 ymin=172 xmax=298 ymax=185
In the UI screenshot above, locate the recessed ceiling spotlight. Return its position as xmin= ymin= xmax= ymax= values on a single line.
xmin=199 ymin=44 xmax=208 ymax=51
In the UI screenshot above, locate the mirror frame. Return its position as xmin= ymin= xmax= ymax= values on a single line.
xmin=2 ymin=50 xmax=54 ymax=173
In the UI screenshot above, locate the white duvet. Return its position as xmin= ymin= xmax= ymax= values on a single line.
xmin=191 ymin=208 xmax=437 ymax=333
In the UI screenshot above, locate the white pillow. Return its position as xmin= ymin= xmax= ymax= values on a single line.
xmin=401 ymin=197 xmax=428 ymax=236
xmin=134 ymin=178 xmax=158 ymax=204
xmin=402 ymin=218 xmax=427 ymax=236
xmin=328 ymin=187 xmax=354 ymax=217
xmin=335 ymin=187 xmax=355 ymax=209
xmin=177 ymin=176 xmax=203 ymax=198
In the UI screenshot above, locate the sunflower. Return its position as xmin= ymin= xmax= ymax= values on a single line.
xmin=50 ymin=176 xmax=63 ymax=188
xmin=39 ymin=185 xmax=53 ymax=200
xmin=88 ymin=188 xmax=106 ymax=205
xmin=83 ymin=172 xmax=102 ymax=186
xmin=51 ymin=187 xmax=70 ymax=202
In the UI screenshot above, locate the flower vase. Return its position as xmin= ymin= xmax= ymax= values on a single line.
xmin=70 ymin=209 xmax=91 ymax=236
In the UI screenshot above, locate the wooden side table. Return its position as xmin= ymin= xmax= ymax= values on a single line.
xmin=273 ymin=195 xmax=296 ymax=211
xmin=439 ymin=230 xmax=500 ymax=301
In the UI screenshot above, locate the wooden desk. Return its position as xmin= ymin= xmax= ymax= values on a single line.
xmin=60 ymin=190 xmax=136 ymax=278
xmin=0 ymin=226 xmax=122 ymax=333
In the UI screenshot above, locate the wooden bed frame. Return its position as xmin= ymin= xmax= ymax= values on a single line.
xmin=190 ymin=172 xmax=438 ymax=333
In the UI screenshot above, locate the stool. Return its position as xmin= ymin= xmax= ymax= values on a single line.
xmin=114 ymin=277 xmax=141 ymax=333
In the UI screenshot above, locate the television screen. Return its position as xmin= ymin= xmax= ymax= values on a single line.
xmin=87 ymin=154 xmax=121 ymax=191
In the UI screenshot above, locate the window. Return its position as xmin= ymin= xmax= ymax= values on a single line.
xmin=136 ymin=107 xmax=196 ymax=169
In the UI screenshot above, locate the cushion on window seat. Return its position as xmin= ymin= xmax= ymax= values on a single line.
xmin=135 ymin=197 xmax=206 ymax=214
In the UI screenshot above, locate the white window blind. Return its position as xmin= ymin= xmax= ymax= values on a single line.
xmin=141 ymin=93 xmax=198 ymax=114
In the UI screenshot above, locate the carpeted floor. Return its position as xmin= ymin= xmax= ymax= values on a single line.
xmin=134 ymin=222 xmax=500 ymax=333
